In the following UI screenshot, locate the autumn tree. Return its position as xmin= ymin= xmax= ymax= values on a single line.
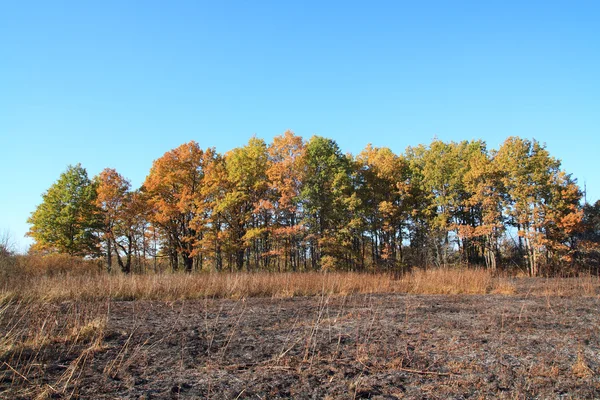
xmin=355 ymin=145 xmax=410 ymax=269
xmin=27 ymin=134 xmax=588 ymax=275
xmin=460 ymin=144 xmax=504 ymax=269
xmin=28 ymin=164 xmax=101 ymax=257
xmin=144 ymin=142 xmax=215 ymax=272
xmin=495 ymin=137 xmax=582 ymax=275
xmin=218 ymin=137 xmax=270 ymax=270
xmin=402 ymin=146 xmax=435 ymax=267
xmin=266 ymin=131 xmax=306 ymax=271
xmin=192 ymin=151 xmax=227 ymax=271
xmin=541 ymin=171 xmax=583 ymax=271
xmin=95 ymin=168 xmax=129 ymax=272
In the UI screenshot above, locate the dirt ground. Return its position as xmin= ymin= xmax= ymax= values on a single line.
xmin=2 ymin=287 xmax=600 ymax=399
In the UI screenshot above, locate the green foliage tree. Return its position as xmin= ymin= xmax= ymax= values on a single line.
xmin=301 ymin=136 xmax=353 ymax=269
xmin=577 ymin=200 xmax=600 ymax=269
xmin=581 ymin=201 xmax=600 ymax=243
xmin=405 ymin=141 xmax=468 ymax=267
xmin=27 ymin=164 xmax=101 ymax=257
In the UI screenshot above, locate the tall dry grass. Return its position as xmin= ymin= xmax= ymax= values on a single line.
xmin=519 ymin=274 xmax=600 ymax=297
xmin=0 ymin=253 xmax=101 ymax=282
xmin=4 ymin=254 xmax=600 ymax=303
xmin=1 ymin=268 xmax=515 ymax=303
xmin=408 ymin=268 xmax=504 ymax=295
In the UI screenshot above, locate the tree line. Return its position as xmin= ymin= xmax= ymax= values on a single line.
xmin=27 ymin=132 xmax=600 ymax=276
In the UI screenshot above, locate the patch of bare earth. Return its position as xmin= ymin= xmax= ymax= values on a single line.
xmin=2 ymin=286 xmax=600 ymax=398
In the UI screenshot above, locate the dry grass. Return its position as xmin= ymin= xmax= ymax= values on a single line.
xmin=1 ymin=253 xmax=101 ymax=278
xmin=0 ymin=302 xmax=107 ymax=356
xmin=530 ymin=275 xmax=600 ymax=297
xmin=1 ymin=268 xmax=600 ymax=398
xmin=0 ymin=300 xmax=108 ymax=398
xmin=0 ymin=268 xmax=516 ymax=302
xmin=3 ymin=265 xmax=600 ymax=303
xmin=407 ymin=268 xmax=510 ymax=295
xmin=572 ymin=350 xmax=594 ymax=379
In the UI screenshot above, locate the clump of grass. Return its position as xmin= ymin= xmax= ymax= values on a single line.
xmin=405 ymin=268 xmax=501 ymax=295
xmin=490 ymin=278 xmax=517 ymax=295
xmin=571 ymin=350 xmax=593 ymax=379
xmin=67 ymin=317 xmax=106 ymax=344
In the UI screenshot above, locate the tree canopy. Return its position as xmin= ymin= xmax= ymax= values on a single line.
xmin=27 ymin=135 xmax=595 ymax=276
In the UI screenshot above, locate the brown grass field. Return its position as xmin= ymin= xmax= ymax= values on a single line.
xmin=1 ymin=269 xmax=600 ymax=399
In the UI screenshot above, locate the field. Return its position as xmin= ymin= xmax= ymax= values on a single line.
xmin=1 ymin=271 xmax=600 ymax=399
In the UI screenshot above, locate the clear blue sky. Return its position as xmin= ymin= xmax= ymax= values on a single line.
xmin=1 ymin=1 xmax=599 ymax=251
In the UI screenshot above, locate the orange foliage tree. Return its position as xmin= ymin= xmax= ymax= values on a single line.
xmin=143 ymin=141 xmax=218 ymax=271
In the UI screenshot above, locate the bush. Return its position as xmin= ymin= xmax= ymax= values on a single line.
xmin=14 ymin=253 xmax=101 ymax=277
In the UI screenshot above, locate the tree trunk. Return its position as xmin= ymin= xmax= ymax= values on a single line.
xmin=236 ymin=249 xmax=244 ymax=271
xmin=182 ymin=253 xmax=193 ymax=273
xmin=106 ymin=238 xmax=112 ymax=273
xmin=170 ymin=250 xmax=179 ymax=271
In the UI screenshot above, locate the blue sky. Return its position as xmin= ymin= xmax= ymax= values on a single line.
xmin=1 ymin=1 xmax=599 ymax=251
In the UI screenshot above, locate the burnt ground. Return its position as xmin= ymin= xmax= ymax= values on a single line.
xmin=2 ymin=292 xmax=600 ymax=399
